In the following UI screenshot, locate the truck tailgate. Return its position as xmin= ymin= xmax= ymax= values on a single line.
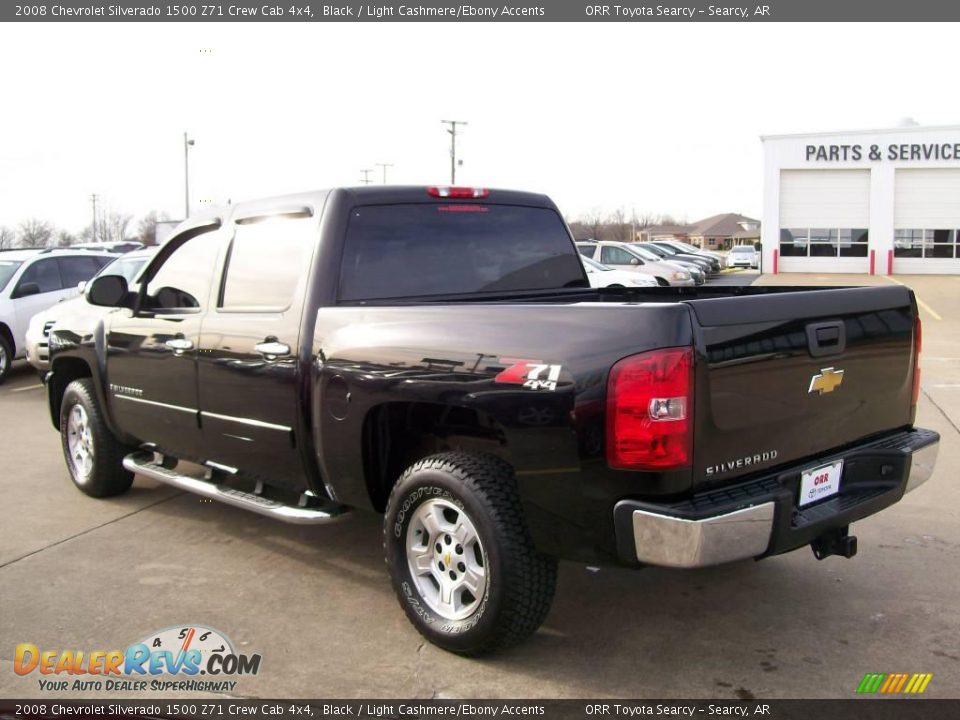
xmin=685 ymin=286 xmax=918 ymax=488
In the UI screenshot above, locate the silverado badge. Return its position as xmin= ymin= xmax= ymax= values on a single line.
xmin=809 ymin=367 xmax=844 ymax=395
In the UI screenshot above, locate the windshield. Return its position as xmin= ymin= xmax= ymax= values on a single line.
xmin=340 ymin=204 xmax=588 ymax=301
xmin=0 ymin=260 xmax=23 ymax=293
xmin=731 ymin=246 xmax=755 ymax=253
xmin=643 ymin=244 xmax=672 ymax=258
xmin=581 ymin=256 xmax=612 ymax=272
xmin=673 ymin=241 xmax=702 ymax=253
xmin=627 ymin=245 xmax=661 ymax=262
xmin=97 ymin=255 xmax=149 ymax=284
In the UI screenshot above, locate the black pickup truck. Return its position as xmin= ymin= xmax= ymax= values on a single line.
xmin=46 ymin=186 xmax=939 ymax=655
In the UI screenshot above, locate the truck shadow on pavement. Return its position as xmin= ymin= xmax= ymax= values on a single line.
xmin=143 ymin=491 xmax=861 ymax=698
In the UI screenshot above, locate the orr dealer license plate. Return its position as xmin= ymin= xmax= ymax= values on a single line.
xmin=799 ymin=459 xmax=844 ymax=507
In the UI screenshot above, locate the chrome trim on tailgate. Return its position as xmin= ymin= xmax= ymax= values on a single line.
xmin=630 ymin=503 xmax=775 ymax=568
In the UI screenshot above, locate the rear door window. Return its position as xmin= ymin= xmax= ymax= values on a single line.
xmin=339 ymin=204 xmax=585 ymax=301
xmin=16 ymin=258 xmax=62 ymax=295
xmin=600 ymin=246 xmax=636 ymax=266
xmin=220 ymin=219 xmax=313 ymax=311
xmin=58 ymin=256 xmax=105 ymax=287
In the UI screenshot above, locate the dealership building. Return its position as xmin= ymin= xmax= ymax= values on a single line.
xmin=761 ymin=124 xmax=960 ymax=274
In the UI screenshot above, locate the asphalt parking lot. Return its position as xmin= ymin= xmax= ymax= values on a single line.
xmin=1 ymin=272 xmax=958 ymax=700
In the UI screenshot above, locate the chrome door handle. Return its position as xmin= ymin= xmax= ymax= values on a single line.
xmin=165 ymin=338 xmax=194 ymax=352
xmin=255 ymin=341 xmax=291 ymax=357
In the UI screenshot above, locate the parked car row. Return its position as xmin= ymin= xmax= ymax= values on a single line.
xmin=0 ymin=242 xmax=147 ymax=383
xmin=576 ymin=239 xmax=726 ymax=287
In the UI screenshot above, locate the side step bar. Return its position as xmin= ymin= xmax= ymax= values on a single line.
xmin=122 ymin=451 xmax=349 ymax=525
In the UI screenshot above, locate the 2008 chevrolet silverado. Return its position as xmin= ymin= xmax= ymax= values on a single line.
xmin=45 ymin=186 xmax=939 ymax=654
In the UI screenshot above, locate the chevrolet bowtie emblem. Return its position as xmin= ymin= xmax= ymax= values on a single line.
xmin=809 ymin=367 xmax=844 ymax=395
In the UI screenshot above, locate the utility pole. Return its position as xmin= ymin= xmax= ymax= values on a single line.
xmin=184 ymin=132 xmax=195 ymax=218
xmin=375 ymin=162 xmax=394 ymax=184
xmin=360 ymin=169 xmax=373 ymax=185
xmin=90 ymin=194 xmax=99 ymax=243
xmin=441 ymin=120 xmax=467 ymax=184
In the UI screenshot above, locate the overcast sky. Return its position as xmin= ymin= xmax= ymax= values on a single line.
xmin=1 ymin=22 xmax=958 ymax=234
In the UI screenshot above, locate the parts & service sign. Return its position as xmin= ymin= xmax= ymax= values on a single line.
xmin=13 ymin=624 xmax=261 ymax=693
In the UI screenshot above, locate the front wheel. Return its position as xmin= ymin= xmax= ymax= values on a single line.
xmin=383 ymin=452 xmax=557 ymax=655
xmin=0 ymin=335 xmax=11 ymax=385
xmin=60 ymin=378 xmax=135 ymax=498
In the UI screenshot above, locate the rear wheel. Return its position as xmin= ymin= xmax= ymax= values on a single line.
xmin=383 ymin=452 xmax=557 ymax=655
xmin=60 ymin=378 xmax=135 ymax=497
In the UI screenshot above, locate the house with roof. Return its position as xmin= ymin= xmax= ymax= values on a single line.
xmin=638 ymin=213 xmax=760 ymax=250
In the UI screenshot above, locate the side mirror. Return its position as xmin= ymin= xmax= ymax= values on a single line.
xmin=88 ymin=275 xmax=131 ymax=308
xmin=13 ymin=282 xmax=40 ymax=299
xmin=630 ymin=258 xmax=640 ymax=266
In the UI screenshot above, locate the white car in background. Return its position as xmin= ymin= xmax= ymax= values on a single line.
xmin=727 ymin=244 xmax=759 ymax=269
xmin=576 ymin=240 xmax=695 ymax=287
xmin=582 ymin=255 xmax=659 ymax=288
xmin=0 ymin=248 xmax=115 ymax=383
xmin=25 ymin=248 xmax=157 ymax=374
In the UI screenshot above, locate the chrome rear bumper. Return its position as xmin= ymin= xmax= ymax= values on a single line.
xmin=620 ymin=430 xmax=938 ymax=568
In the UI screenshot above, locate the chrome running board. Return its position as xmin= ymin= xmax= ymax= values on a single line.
xmin=122 ymin=451 xmax=349 ymax=525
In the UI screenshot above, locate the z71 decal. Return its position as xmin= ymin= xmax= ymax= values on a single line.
xmin=495 ymin=358 xmax=562 ymax=391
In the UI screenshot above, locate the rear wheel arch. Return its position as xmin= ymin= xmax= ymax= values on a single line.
xmin=361 ymin=401 xmax=511 ymax=512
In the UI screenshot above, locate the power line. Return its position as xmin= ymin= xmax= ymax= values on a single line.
xmin=441 ymin=120 xmax=468 ymax=184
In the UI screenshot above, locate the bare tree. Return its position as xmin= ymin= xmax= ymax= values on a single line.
xmin=0 ymin=226 xmax=15 ymax=250
xmin=135 ymin=210 xmax=168 ymax=246
xmin=607 ymin=208 xmax=632 ymax=243
xmin=100 ymin=210 xmax=133 ymax=244
xmin=80 ymin=209 xmax=133 ymax=244
xmin=17 ymin=218 xmax=54 ymax=248
xmin=56 ymin=230 xmax=77 ymax=247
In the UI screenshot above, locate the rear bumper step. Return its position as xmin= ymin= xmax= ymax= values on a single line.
xmin=123 ymin=451 xmax=349 ymax=525
xmin=614 ymin=427 xmax=939 ymax=568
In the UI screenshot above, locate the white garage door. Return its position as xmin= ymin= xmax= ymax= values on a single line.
xmin=893 ymin=168 xmax=960 ymax=274
xmin=779 ymin=169 xmax=871 ymax=272
xmin=895 ymin=169 xmax=960 ymax=226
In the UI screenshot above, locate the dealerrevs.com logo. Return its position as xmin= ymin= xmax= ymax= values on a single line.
xmin=14 ymin=624 xmax=261 ymax=693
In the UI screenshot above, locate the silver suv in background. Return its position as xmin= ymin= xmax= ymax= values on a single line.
xmin=0 ymin=248 xmax=115 ymax=383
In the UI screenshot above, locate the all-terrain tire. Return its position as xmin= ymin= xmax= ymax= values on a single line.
xmin=60 ymin=378 xmax=135 ymax=498
xmin=383 ymin=452 xmax=557 ymax=655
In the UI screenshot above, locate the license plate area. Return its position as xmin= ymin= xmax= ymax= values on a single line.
xmin=799 ymin=459 xmax=844 ymax=507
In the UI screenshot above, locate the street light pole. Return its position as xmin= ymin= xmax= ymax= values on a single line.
xmin=90 ymin=193 xmax=99 ymax=243
xmin=376 ymin=162 xmax=394 ymax=184
xmin=441 ymin=120 xmax=467 ymax=184
xmin=184 ymin=132 xmax=195 ymax=218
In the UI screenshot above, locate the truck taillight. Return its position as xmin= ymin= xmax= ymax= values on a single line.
xmin=912 ymin=316 xmax=922 ymax=407
xmin=427 ymin=186 xmax=489 ymax=199
xmin=606 ymin=347 xmax=694 ymax=470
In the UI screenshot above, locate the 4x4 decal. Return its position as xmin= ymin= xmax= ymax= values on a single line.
xmin=494 ymin=358 xmax=562 ymax=391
